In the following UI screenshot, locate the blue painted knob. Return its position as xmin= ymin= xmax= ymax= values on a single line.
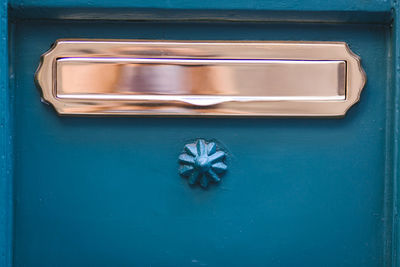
xmin=179 ymin=139 xmax=227 ymax=188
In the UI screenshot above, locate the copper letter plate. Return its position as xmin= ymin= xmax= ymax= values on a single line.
xmin=35 ymin=40 xmax=366 ymax=117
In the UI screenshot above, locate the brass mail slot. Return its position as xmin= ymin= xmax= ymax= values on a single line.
xmin=36 ymin=40 xmax=366 ymax=117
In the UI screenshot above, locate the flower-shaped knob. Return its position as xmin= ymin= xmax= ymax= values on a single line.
xmin=179 ymin=139 xmax=227 ymax=188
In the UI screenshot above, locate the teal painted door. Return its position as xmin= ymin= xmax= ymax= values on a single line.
xmin=4 ymin=0 xmax=399 ymax=266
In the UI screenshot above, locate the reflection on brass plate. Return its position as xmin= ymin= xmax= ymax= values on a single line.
xmin=35 ymin=39 xmax=366 ymax=117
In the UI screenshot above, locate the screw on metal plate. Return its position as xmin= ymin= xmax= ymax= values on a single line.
xmin=179 ymin=139 xmax=227 ymax=188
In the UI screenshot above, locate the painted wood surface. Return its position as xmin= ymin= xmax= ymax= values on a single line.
xmin=1 ymin=0 xmax=400 ymax=266
xmin=0 ymin=0 xmax=12 ymax=266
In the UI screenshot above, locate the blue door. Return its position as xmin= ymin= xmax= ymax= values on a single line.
xmin=2 ymin=0 xmax=400 ymax=266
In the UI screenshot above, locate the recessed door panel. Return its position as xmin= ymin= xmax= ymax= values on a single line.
xmin=12 ymin=20 xmax=388 ymax=266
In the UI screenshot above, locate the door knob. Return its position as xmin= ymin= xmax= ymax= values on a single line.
xmin=179 ymin=139 xmax=227 ymax=188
